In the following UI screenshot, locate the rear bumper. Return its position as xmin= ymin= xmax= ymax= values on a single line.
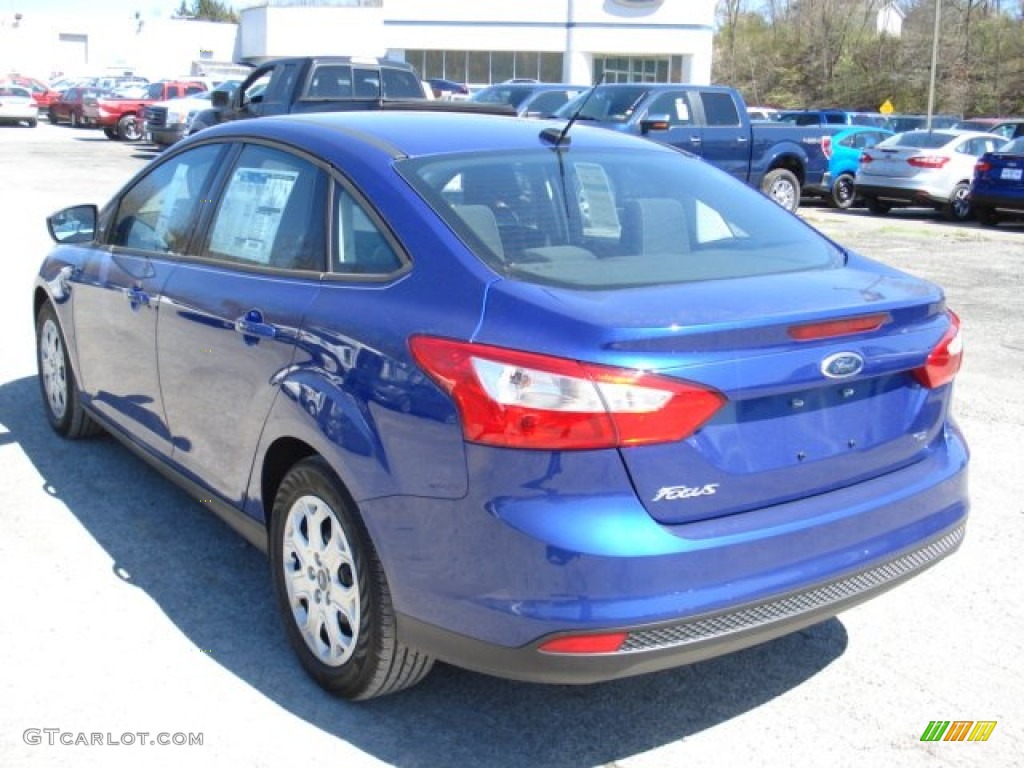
xmin=398 ymin=521 xmax=965 ymax=684
xmin=854 ymin=181 xmax=949 ymax=207
xmin=361 ymin=426 xmax=969 ymax=683
xmin=968 ymin=190 xmax=1024 ymax=213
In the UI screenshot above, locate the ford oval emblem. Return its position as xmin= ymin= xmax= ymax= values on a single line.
xmin=821 ymin=352 xmax=864 ymax=379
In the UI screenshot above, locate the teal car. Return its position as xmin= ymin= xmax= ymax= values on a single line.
xmin=814 ymin=125 xmax=894 ymax=208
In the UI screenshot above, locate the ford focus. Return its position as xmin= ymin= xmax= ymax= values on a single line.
xmin=34 ymin=111 xmax=969 ymax=699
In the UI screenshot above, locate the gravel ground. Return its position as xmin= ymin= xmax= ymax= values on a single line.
xmin=0 ymin=124 xmax=1021 ymax=768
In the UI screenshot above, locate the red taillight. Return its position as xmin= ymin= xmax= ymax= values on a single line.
xmin=907 ymin=155 xmax=950 ymax=169
xmin=788 ymin=313 xmax=889 ymax=341
xmin=913 ymin=311 xmax=963 ymax=389
xmin=859 ymin=151 xmax=874 ymax=164
xmin=409 ymin=336 xmax=725 ymax=450
xmin=538 ymin=632 xmax=628 ymax=654
xmin=974 ymin=160 xmax=992 ymax=174
xmin=822 ymin=135 xmax=833 ymax=159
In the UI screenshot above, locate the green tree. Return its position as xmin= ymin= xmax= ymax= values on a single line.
xmin=173 ymin=0 xmax=238 ymax=23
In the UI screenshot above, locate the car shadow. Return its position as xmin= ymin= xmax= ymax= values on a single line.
xmin=1 ymin=374 xmax=848 ymax=767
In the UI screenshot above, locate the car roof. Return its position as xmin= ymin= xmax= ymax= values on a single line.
xmin=194 ymin=109 xmax=676 ymax=159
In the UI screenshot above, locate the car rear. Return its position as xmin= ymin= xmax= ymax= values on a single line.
xmin=366 ymin=124 xmax=970 ymax=682
xmin=855 ymin=130 xmax=1000 ymax=211
xmin=970 ymin=136 xmax=1024 ymax=221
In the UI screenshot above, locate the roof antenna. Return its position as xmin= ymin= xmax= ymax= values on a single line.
xmin=541 ymin=73 xmax=605 ymax=148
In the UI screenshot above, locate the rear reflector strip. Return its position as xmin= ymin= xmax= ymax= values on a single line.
xmin=788 ymin=313 xmax=889 ymax=341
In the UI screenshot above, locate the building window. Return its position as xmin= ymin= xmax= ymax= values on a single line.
xmin=595 ymin=55 xmax=690 ymax=84
xmin=406 ymin=50 xmax=564 ymax=87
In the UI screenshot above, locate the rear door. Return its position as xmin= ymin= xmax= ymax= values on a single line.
xmin=692 ymin=89 xmax=751 ymax=182
xmin=157 ymin=142 xmax=327 ymax=504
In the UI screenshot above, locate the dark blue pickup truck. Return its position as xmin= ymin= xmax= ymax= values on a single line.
xmin=557 ymin=84 xmax=836 ymax=212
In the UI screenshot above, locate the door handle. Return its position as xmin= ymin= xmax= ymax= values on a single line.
xmin=124 ymin=285 xmax=151 ymax=310
xmin=235 ymin=309 xmax=277 ymax=342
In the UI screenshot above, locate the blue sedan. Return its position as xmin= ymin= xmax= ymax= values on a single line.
xmin=969 ymin=136 xmax=1024 ymax=226
xmin=34 ymin=110 xmax=969 ymax=699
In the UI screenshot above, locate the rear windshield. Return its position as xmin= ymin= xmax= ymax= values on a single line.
xmin=999 ymin=137 xmax=1024 ymax=154
xmin=881 ymin=131 xmax=957 ymax=149
xmin=398 ymin=146 xmax=840 ymax=290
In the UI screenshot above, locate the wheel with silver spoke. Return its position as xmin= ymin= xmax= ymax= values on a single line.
xmin=943 ymin=182 xmax=973 ymax=222
xmin=761 ymin=168 xmax=801 ymax=212
xmin=270 ymin=457 xmax=434 ymax=699
xmin=36 ymin=302 xmax=102 ymax=438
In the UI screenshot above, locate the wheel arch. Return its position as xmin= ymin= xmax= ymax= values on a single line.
xmin=767 ymin=153 xmax=806 ymax=186
xmin=260 ymin=436 xmax=319 ymax=530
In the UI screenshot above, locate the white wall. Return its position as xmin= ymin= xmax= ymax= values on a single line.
xmin=1 ymin=12 xmax=238 ymax=81
xmin=238 ymin=6 xmax=387 ymax=63
xmin=237 ymin=0 xmax=715 ymax=84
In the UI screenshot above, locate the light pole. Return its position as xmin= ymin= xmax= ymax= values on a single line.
xmin=925 ymin=0 xmax=941 ymax=130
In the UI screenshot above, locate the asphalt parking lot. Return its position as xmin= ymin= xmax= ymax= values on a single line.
xmin=1 ymin=122 xmax=1021 ymax=768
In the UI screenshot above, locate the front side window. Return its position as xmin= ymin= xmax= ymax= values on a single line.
xmin=399 ymin=148 xmax=840 ymax=290
xmin=646 ymin=92 xmax=693 ymax=126
xmin=204 ymin=144 xmax=327 ymax=271
xmin=110 ymin=144 xmax=225 ymax=254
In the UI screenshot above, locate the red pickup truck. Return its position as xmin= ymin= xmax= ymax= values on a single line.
xmin=84 ymin=80 xmax=207 ymax=141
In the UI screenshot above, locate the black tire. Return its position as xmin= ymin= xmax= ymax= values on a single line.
xmin=270 ymin=456 xmax=434 ymax=700
xmin=27 ymin=118 xmax=37 ymax=128
xmin=103 ymin=126 xmax=120 ymax=140
xmin=48 ymin=111 xmax=58 ymax=125
xmin=943 ymin=181 xmax=973 ymax=222
xmin=117 ymin=114 xmax=142 ymax=142
xmin=70 ymin=112 xmax=79 ymax=128
xmin=864 ymin=196 xmax=891 ymax=215
xmin=36 ymin=303 xmax=103 ymax=439
xmin=975 ymin=206 xmax=1000 ymax=227
xmin=760 ymin=168 xmax=801 ymax=212
xmin=828 ymin=172 xmax=857 ymax=209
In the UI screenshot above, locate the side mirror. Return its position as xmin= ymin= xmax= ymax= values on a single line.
xmin=47 ymin=205 xmax=98 ymax=244
xmin=212 ymin=89 xmax=231 ymax=108
xmin=640 ymin=115 xmax=672 ymax=134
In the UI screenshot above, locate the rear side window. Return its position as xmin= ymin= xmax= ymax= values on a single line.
xmin=110 ymin=144 xmax=225 ymax=254
xmin=306 ymin=65 xmax=353 ymax=99
xmin=700 ymin=92 xmax=740 ymax=126
xmin=381 ymin=67 xmax=426 ymax=98
xmin=332 ymin=188 xmax=403 ymax=275
xmin=205 ymin=145 xmax=327 ymax=271
xmin=399 ymin=147 xmax=839 ymax=290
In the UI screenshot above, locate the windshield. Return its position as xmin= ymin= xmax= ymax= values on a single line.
xmin=470 ymin=85 xmax=534 ymax=109
xmin=398 ymin=147 xmax=840 ymax=290
xmin=554 ymin=86 xmax=649 ymax=122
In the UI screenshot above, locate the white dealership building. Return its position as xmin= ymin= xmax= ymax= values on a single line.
xmin=2 ymin=0 xmax=715 ymax=87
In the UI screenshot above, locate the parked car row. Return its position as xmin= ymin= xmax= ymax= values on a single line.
xmin=854 ymin=129 xmax=1014 ymax=223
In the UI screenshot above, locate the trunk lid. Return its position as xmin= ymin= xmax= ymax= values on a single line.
xmin=479 ymin=257 xmax=953 ymax=526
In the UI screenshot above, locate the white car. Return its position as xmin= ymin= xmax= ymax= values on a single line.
xmin=144 ymin=81 xmax=241 ymax=147
xmin=0 ymin=84 xmax=39 ymax=127
xmin=854 ymin=129 xmax=1005 ymax=221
